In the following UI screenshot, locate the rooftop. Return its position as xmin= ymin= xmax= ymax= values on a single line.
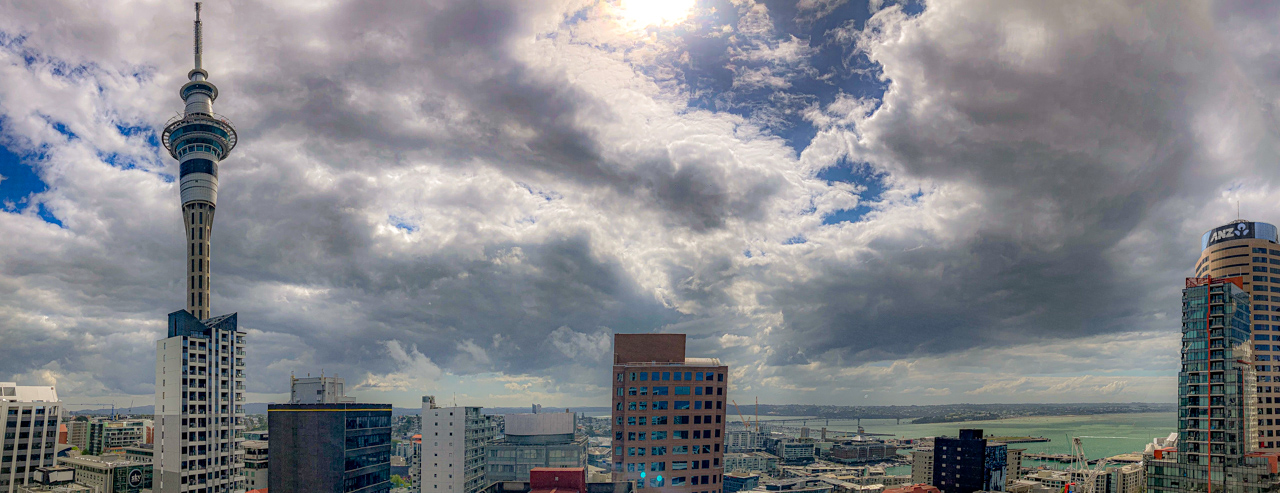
xmin=0 ymin=383 xmax=59 ymax=403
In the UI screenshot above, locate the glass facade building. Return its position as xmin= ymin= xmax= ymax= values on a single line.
xmin=1195 ymin=220 xmax=1280 ymax=449
xmin=1146 ymin=277 xmax=1280 ymax=493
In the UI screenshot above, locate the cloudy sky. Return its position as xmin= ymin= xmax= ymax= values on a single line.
xmin=1 ymin=0 xmax=1277 ymax=410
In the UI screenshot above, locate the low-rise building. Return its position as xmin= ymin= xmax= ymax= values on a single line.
xmin=56 ymin=455 xmax=152 ymax=493
xmin=120 ymin=446 xmax=152 ymax=464
xmin=747 ymin=477 xmax=834 ymax=493
xmin=480 ymin=467 xmax=632 ymax=493
xmin=883 ymin=485 xmax=939 ymax=493
xmin=485 ymin=413 xmax=587 ymax=482
xmin=766 ymin=441 xmax=816 ymax=466
xmin=725 ymin=452 xmax=780 ymax=474
xmin=243 ymin=439 xmax=268 ymax=491
xmin=15 ymin=466 xmax=89 ymax=493
xmin=725 ymin=472 xmax=761 ymax=493
xmin=826 ymin=443 xmax=897 ymax=464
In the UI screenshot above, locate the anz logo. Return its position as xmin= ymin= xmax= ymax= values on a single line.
xmin=1208 ymin=222 xmax=1255 ymax=246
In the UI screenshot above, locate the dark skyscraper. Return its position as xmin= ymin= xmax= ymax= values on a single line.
xmin=932 ymin=429 xmax=1006 ymax=493
xmin=268 ymin=403 xmax=393 ymax=493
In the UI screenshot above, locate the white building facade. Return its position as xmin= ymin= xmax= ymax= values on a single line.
xmin=421 ymin=398 xmax=496 ymax=493
xmin=0 ymin=384 xmax=60 ymax=493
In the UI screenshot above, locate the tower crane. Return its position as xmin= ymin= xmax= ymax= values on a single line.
xmin=1069 ymin=436 xmax=1125 ymax=493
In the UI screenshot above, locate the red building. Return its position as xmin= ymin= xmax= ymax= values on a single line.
xmin=611 ymin=334 xmax=728 ymax=493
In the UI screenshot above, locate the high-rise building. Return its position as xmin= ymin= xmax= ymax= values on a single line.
xmin=421 ymin=398 xmax=497 ymax=493
xmin=267 ymin=402 xmax=392 ymax=493
xmin=1145 ymin=276 xmax=1280 ymax=493
xmin=153 ymin=5 xmax=245 ymax=493
xmin=931 ymin=430 xmax=1006 ymax=493
xmin=485 ymin=413 xmax=587 ymax=482
xmin=1194 ymin=220 xmax=1280 ymax=449
xmin=289 ymin=376 xmax=355 ymax=405
xmin=611 ymin=333 xmax=728 ymax=493
xmin=0 ymin=383 xmax=61 ymax=493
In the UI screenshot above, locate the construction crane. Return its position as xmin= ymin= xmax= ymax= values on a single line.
xmin=68 ymin=403 xmax=117 ymax=420
xmin=1069 ymin=436 xmax=1125 ymax=493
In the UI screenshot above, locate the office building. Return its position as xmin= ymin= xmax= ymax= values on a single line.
xmin=289 ymin=376 xmax=356 ymax=405
xmin=241 ymin=440 xmax=267 ymax=491
xmin=883 ymin=486 xmax=939 ymax=493
xmin=422 ymin=397 xmax=497 ymax=493
xmin=1146 ymin=276 xmax=1280 ymax=493
xmin=1195 ymin=220 xmax=1280 ymax=448
xmin=0 ymin=383 xmax=61 ymax=493
xmin=611 ymin=333 xmax=729 ymax=493
xmin=480 ymin=467 xmax=633 ymax=493
xmin=931 ymin=430 xmax=1006 ymax=493
xmin=152 ymin=5 xmax=246 ymax=493
xmin=486 ymin=413 xmax=587 ymax=482
xmin=57 ymin=455 xmax=152 ymax=493
xmin=65 ymin=419 xmax=103 ymax=457
xmin=268 ymin=377 xmax=392 ymax=493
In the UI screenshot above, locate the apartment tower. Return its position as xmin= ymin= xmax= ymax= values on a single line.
xmin=0 ymin=383 xmax=61 ymax=493
xmin=421 ymin=397 xmax=497 ymax=493
xmin=154 ymin=4 xmax=246 ymax=492
xmin=611 ymin=334 xmax=728 ymax=493
xmin=1194 ymin=220 xmax=1280 ymax=449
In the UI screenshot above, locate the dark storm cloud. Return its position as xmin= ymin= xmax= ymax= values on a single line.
xmin=3 ymin=0 xmax=1280 ymax=405
xmin=756 ymin=0 xmax=1280 ymax=368
xmin=228 ymin=0 xmax=779 ymax=232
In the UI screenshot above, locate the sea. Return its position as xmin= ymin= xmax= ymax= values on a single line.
xmin=754 ymin=412 xmax=1177 ymax=475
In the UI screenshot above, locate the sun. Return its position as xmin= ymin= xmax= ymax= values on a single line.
xmin=615 ymin=0 xmax=696 ymax=30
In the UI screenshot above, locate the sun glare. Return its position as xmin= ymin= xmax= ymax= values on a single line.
xmin=616 ymin=0 xmax=696 ymax=30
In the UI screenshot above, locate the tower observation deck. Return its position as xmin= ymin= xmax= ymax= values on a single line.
xmin=161 ymin=2 xmax=237 ymax=320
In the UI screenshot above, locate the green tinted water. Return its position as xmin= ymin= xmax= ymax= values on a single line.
xmin=756 ymin=412 xmax=1177 ymax=475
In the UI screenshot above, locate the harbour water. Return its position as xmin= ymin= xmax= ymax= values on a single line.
xmin=754 ymin=412 xmax=1177 ymax=475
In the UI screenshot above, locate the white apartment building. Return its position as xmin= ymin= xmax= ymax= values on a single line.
xmin=421 ymin=398 xmax=496 ymax=493
xmin=0 ymin=384 xmax=60 ymax=493
xmin=154 ymin=312 xmax=247 ymax=493
xmin=909 ymin=449 xmax=932 ymax=486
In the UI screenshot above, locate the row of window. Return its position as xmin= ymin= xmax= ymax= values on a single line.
xmin=622 ymin=440 xmax=721 ymax=455
xmin=623 ymin=386 xmax=723 ymax=396
xmin=622 ymin=371 xmax=724 ymax=382
xmin=619 ymin=429 xmax=720 ymax=441
xmin=614 ymin=400 xmax=723 ymax=411
xmin=619 ymin=414 xmax=720 ymax=425
xmin=623 ymin=459 xmax=718 ymax=472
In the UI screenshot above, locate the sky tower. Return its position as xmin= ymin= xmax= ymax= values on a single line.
xmin=162 ymin=2 xmax=237 ymax=320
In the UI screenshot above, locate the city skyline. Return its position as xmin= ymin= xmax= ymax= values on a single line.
xmin=3 ymin=0 xmax=1280 ymax=410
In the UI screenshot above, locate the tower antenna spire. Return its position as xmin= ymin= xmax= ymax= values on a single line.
xmin=193 ymin=2 xmax=203 ymax=71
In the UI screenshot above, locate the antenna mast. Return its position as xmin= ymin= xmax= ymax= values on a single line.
xmin=193 ymin=3 xmax=203 ymax=70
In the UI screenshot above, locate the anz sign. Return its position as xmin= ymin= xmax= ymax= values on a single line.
xmin=1202 ymin=221 xmax=1280 ymax=250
